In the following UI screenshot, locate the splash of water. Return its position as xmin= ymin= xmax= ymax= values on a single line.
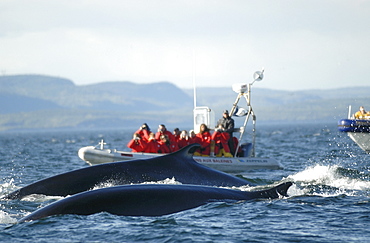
xmin=0 ymin=179 xmax=16 ymax=197
xmin=141 ymin=177 xmax=182 ymax=185
xmin=0 ymin=210 xmax=17 ymax=224
xmin=92 ymin=177 xmax=183 ymax=191
xmin=286 ymin=164 xmax=370 ymax=195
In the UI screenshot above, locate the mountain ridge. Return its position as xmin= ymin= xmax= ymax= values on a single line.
xmin=0 ymin=74 xmax=369 ymax=131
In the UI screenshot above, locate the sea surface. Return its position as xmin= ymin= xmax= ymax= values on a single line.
xmin=1 ymin=122 xmax=370 ymax=242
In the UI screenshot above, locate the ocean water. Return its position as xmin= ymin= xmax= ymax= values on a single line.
xmin=0 ymin=122 xmax=370 ymax=242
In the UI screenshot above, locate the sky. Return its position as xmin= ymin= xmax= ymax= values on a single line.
xmin=0 ymin=0 xmax=369 ymax=90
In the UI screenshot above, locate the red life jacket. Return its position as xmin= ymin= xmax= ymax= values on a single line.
xmin=127 ymin=139 xmax=147 ymax=152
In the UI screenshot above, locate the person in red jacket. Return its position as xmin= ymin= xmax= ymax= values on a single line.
xmin=196 ymin=124 xmax=211 ymax=156
xmin=134 ymin=123 xmax=151 ymax=141
xmin=173 ymin=128 xmax=181 ymax=143
xmin=127 ymin=133 xmax=147 ymax=152
xmin=155 ymin=124 xmax=175 ymax=142
xmin=216 ymin=110 xmax=235 ymax=155
xmin=188 ymin=130 xmax=199 ymax=142
xmin=188 ymin=130 xmax=202 ymax=156
xmin=178 ymin=130 xmax=191 ymax=149
xmin=211 ymin=124 xmax=232 ymax=157
xmin=158 ymin=134 xmax=179 ymax=153
xmin=143 ymin=132 xmax=160 ymax=153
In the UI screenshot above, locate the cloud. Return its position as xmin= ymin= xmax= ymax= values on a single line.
xmin=1 ymin=0 xmax=370 ymax=90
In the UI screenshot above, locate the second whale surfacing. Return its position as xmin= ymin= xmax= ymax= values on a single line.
xmin=19 ymin=182 xmax=293 ymax=222
xmin=5 ymin=144 xmax=253 ymax=200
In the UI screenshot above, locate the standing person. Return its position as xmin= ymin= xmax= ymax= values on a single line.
xmin=196 ymin=124 xmax=212 ymax=156
xmin=127 ymin=133 xmax=147 ymax=152
xmin=216 ymin=110 xmax=235 ymax=155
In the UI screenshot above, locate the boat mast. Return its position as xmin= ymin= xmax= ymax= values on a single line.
xmin=348 ymin=105 xmax=352 ymax=119
xmin=230 ymin=69 xmax=264 ymax=157
xmin=192 ymin=49 xmax=197 ymax=109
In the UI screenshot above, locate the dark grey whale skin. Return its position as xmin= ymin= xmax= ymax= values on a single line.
xmin=19 ymin=182 xmax=292 ymax=222
xmin=4 ymin=144 xmax=253 ymax=200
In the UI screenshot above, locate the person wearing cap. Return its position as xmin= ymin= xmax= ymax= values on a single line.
xmin=216 ymin=110 xmax=235 ymax=155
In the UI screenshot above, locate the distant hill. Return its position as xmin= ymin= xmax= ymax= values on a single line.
xmin=0 ymin=75 xmax=193 ymax=131
xmin=0 ymin=74 xmax=369 ymax=131
xmin=0 ymin=93 xmax=61 ymax=114
xmin=185 ymin=86 xmax=370 ymax=122
xmin=0 ymin=75 xmax=191 ymax=110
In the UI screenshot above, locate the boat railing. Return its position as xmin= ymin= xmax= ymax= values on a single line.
xmin=96 ymin=139 xmax=106 ymax=149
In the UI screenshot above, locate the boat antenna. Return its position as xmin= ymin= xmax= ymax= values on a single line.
xmin=192 ymin=49 xmax=197 ymax=108
xmin=252 ymin=68 xmax=264 ymax=85
xmin=348 ymin=105 xmax=352 ymax=119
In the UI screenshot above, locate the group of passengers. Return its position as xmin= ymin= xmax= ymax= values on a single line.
xmin=127 ymin=110 xmax=239 ymax=157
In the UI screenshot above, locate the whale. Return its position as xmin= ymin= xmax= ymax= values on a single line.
xmin=18 ymin=182 xmax=292 ymax=222
xmin=4 ymin=144 xmax=253 ymax=200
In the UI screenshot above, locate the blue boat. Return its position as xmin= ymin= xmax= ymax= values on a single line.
xmin=338 ymin=106 xmax=370 ymax=153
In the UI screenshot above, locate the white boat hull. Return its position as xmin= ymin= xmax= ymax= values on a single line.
xmin=347 ymin=132 xmax=370 ymax=154
xmin=78 ymin=146 xmax=282 ymax=173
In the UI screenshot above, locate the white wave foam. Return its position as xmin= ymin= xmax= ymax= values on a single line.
xmin=22 ymin=194 xmax=64 ymax=203
xmin=287 ymin=183 xmax=308 ymax=197
xmin=92 ymin=180 xmax=118 ymax=190
xmin=0 ymin=179 xmax=17 ymax=197
xmin=232 ymin=185 xmax=252 ymax=191
xmin=140 ymin=177 xmax=182 ymax=185
xmin=93 ymin=177 xmax=182 ymax=191
xmin=0 ymin=210 xmax=17 ymax=224
xmin=287 ymin=164 xmax=370 ymax=191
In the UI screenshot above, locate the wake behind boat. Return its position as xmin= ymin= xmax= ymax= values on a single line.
xmin=338 ymin=105 xmax=370 ymax=154
xmin=78 ymin=69 xmax=282 ymax=172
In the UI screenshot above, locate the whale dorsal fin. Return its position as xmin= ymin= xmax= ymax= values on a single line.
xmin=168 ymin=143 xmax=201 ymax=160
